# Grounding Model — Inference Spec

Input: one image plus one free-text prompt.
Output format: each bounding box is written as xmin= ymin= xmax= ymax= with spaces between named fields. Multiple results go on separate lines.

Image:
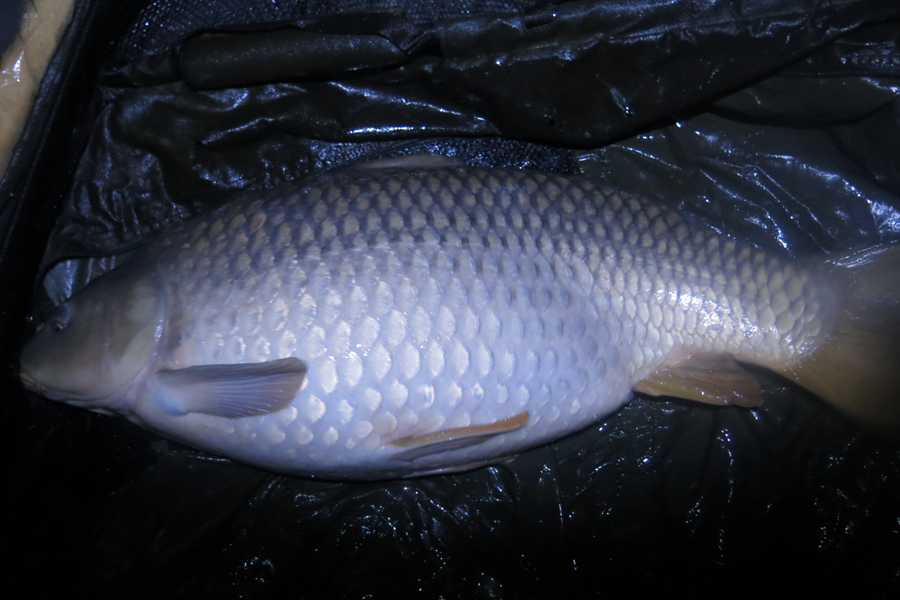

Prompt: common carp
xmin=19 ymin=158 xmax=900 ymax=478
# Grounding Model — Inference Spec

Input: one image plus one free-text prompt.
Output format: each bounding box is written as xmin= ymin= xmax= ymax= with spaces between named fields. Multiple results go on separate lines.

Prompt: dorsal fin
xmin=345 ymin=153 xmax=465 ymax=172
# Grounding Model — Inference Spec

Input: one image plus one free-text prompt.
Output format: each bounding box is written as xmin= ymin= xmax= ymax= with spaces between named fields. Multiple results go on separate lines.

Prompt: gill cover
xmin=20 ymin=257 xmax=165 ymax=411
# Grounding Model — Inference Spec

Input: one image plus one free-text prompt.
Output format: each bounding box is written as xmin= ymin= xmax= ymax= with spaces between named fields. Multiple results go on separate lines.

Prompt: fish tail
xmin=782 ymin=244 xmax=900 ymax=439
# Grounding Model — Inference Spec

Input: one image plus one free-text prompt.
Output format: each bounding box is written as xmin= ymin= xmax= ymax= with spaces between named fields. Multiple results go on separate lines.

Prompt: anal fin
xmin=389 ymin=411 xmax=530 ymax=462
xmin=634 ymin=352 xmax=763 ymax=407
xmin=151 ymin=357 xmax=307 ymax=418
xmin=404 ymin=454 xmax=520 ymax=477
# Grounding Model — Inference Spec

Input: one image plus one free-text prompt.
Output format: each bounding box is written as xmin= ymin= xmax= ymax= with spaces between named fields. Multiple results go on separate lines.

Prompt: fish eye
xmin=45 ymin=303 xmax=71 ymax=335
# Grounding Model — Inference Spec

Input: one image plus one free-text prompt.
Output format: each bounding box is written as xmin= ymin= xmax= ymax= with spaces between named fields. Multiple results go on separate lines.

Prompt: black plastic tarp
xmin=3 ymin=0 xmax=900 ymax=597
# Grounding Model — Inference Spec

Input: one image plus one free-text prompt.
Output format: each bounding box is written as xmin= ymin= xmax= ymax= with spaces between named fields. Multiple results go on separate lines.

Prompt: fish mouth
xmin=19 ymin=370 xmax=45 ymax=394
xmin=19 ymin=369 xmax=89 ymax=404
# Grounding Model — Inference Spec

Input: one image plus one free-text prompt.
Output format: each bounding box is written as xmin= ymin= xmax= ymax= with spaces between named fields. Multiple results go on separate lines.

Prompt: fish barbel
xmin=19 ymin=158 xmax=900 ymax=478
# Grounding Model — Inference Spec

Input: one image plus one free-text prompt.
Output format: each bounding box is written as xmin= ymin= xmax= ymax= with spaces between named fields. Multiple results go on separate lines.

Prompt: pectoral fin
xmin=151 ymin=357 xmax=306 ymax=418
xmin=634 ymin=353 xmax=763 ymax=407
xmin=390 ymin=411 xmax=530 ymax=462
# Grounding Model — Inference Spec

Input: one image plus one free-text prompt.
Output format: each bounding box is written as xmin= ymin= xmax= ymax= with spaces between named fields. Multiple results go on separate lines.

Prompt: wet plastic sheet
xmin=4 ymin=0 xmax=900 ymax=597
xmin=0 ymin=0 xmax=75 ymax=178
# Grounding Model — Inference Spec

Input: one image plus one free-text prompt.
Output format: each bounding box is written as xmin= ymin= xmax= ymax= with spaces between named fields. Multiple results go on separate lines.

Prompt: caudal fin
xmin=782 ymin=244 xmax=900 ymax=439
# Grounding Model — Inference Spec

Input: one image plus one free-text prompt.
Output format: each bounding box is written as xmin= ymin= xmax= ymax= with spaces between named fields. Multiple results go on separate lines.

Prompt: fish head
xmin=20 ymin=259 xmax=165 ymax=414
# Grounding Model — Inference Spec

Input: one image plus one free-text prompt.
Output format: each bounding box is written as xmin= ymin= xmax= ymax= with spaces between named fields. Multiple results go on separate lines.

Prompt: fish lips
xmin=19 ymin=369 xmax=44 ymax=394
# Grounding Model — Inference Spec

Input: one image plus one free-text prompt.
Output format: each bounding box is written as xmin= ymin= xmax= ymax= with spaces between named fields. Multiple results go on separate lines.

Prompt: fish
xmin=19 ymin=156 xmax=900 ymax=479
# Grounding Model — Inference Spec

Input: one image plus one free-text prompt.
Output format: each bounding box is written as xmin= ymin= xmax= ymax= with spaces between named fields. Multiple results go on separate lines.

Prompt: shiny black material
xmin=3 ymin=0 xmax=900 ymax=597
xmin=0 ymin=0 xmax=25 ymax=55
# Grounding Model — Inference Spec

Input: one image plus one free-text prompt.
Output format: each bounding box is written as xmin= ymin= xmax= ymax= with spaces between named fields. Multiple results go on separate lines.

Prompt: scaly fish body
xmin=21 ymin=163 xmax=888 ymax=479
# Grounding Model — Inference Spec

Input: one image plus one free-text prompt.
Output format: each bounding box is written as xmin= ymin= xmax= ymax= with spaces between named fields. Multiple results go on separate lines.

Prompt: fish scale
xmin=133 ymin=166 xmax=830 ymax=477
xmin=20 ymin=163 xmax=852 ymax=479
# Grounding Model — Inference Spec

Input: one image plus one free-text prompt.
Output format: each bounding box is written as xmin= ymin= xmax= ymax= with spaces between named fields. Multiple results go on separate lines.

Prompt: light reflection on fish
xmin=19 ymin=158 xmax=900 ymax=478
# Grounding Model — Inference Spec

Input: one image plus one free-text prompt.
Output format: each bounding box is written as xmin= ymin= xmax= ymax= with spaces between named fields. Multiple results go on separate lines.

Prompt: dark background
xmin=2 ymin=1 xmax=899 ymax=597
